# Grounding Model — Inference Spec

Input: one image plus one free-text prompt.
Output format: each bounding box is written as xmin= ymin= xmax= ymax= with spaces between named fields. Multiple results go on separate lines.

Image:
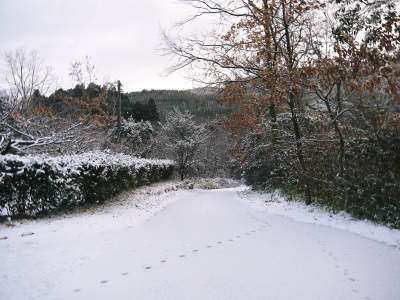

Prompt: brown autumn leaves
xmin=164 ymin=0 xmax=400 ymax=208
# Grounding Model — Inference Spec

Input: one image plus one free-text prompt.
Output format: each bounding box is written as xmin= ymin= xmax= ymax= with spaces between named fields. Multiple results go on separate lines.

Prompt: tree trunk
xmin=281 ymin=0 xmax=311 ymax=205
xmin=323 ymin=81 xmax=347 ymax=208
xmin=287 ymin=89 xmax=311 ymax=204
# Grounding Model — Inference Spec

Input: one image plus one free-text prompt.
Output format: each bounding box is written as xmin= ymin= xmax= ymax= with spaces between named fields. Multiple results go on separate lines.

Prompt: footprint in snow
xmin=121 ymin=272 xmax=129 ymax=276
xmin=206 ymin=245 xmax=212 ymax=248
xmin=144 ymin=266 xmax=152 ymax=270
xmin=73 ymin=289 xmax=81 ymax=293
xmin=229 ymin=239 xmax=234 ymax=242
xmin=192 ymin=249 xmax=199 ymax=253
xmin=179 ymin=254 xmax=186 ymax=258
xmin=100 ymin=280 xmax=108 ymax=284
xmin=217 ymin=241 xmax=222 ymax=244
xmin=160 ymin=260 xmax=167 ymax=263
xmin=21 ymin=232 xmax=34 ymax=237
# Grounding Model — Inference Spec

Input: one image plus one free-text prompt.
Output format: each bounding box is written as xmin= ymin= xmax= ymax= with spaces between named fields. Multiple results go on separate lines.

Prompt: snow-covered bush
xmin=108 ymin=118 xmax=154 ymax=157
xmin=161 ymin=108 xmax=207 ymax=180
xmin=0 ymin=151 xmax=174 ymax=217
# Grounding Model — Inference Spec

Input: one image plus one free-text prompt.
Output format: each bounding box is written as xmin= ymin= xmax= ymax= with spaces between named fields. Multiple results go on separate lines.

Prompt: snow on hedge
xmin=0 ymin=151 xmax=174 ymax=217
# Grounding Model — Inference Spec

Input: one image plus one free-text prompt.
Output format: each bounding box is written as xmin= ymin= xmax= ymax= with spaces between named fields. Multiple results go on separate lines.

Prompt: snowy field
xmin=1 ymin=183 xmax=399 ymax=300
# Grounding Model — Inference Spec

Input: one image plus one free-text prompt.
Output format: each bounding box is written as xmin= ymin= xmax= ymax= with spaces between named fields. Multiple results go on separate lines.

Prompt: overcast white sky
xmin=0 ymin=0 xmax=206 ymax=92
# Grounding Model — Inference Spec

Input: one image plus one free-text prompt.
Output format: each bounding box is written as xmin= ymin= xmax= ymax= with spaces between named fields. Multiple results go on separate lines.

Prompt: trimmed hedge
xmin=0 ymin=151 xmax=174 ymax=217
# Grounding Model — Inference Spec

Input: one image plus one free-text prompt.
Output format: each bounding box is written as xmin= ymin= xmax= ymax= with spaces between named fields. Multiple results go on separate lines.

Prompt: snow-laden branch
xmin=0 ymin=118 xmax=86 ymax=155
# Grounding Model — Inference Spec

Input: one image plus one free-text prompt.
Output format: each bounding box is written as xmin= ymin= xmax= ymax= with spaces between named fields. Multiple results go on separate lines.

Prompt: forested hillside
xmin=126 ymin=89 xmax=232 ymax=120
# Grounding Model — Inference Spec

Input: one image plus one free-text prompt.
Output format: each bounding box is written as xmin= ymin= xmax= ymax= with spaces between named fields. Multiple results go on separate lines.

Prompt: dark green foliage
xmin=240 ymin=133 xmax=289 ymax=190
xmin=0 ymin=159 xmax=81 ymax=217
xmin=300 ymin=131 xmax=400 ymax=228
xmin=122 ymin=98 xmax=159 ymax=122
xmin=338 ymin=132 xmax=400 ymax=227
xmin=146 ymin=98 xmax=160 ymax=121
xmin=0 ymin=153 xmax=174 ymax=218
xmin=240 ymin=127 xmax=400 ymax=229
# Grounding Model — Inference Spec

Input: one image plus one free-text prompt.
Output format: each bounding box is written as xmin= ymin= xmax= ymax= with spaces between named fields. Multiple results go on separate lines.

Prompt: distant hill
xmin=125 ymin=89 xmax=232 ymax=120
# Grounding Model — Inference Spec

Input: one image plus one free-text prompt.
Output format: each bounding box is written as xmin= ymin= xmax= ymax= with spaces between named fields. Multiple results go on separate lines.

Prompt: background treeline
xmin=31 ymin=83 xmax=160 ymax=123
xmin=29 ymin=85 xmax=231 ymax=123
xmin=126 ymin=89 xmax=232 ymax=120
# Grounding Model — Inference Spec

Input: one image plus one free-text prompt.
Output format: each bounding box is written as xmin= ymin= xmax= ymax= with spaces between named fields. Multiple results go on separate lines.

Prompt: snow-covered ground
xmin=0 ymin=181 xmax=186 ymax=241
xmin=239 ymin=189 xmax=400 ymax=248
xmin=1 ymin=184 xmax=399 ymax=300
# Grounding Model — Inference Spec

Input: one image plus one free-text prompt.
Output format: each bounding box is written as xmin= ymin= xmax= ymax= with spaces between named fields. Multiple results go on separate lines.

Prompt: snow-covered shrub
xmin=108 ymin=118 xmax=154 ymax=157
xmin=0 ymin=152 xmax=174 ymax=217
xmin=161 ymin=108 xmax=207 ymax=180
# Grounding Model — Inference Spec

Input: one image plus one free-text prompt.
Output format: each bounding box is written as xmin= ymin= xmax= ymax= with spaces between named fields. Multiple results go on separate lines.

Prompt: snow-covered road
xmin=1 ymin=187 xmax=400 ymax=300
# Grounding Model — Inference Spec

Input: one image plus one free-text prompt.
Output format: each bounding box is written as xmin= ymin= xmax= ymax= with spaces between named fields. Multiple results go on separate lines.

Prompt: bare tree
xmin=69 ymin=61 xmax=83 ymax=85
xmin=69 ymin=55 xmax=97 ymax=86
xmin=4 ymin=48 xmax=55 ymax=113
